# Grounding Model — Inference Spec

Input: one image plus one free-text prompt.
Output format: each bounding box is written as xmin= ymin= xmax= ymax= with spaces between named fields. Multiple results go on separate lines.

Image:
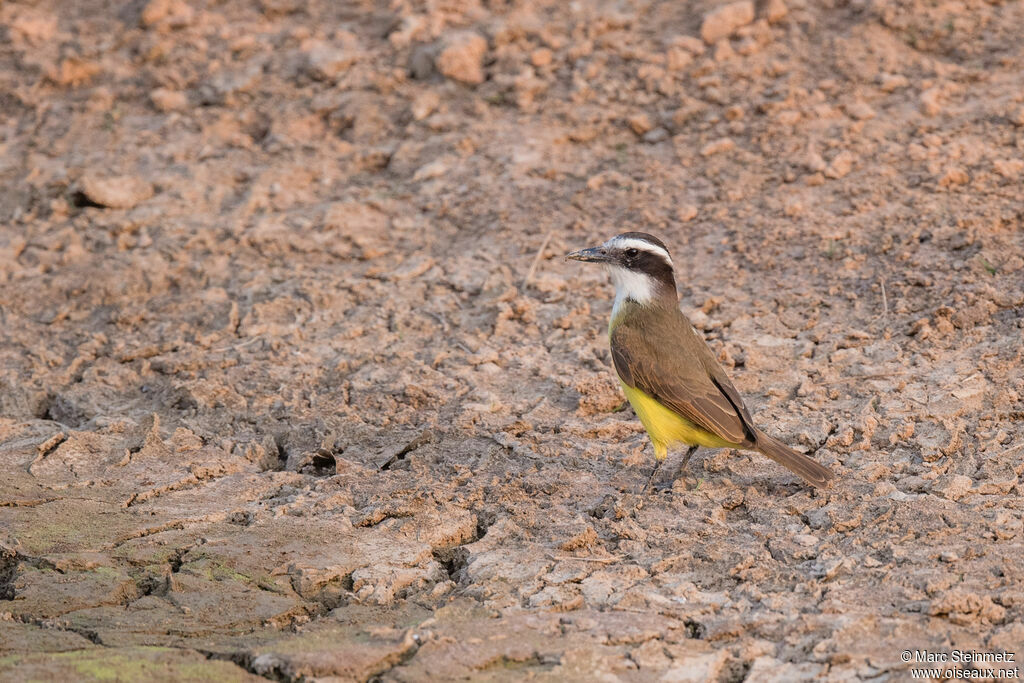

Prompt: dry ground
xmin=2 ymin=0 xmax=1023 ymax=680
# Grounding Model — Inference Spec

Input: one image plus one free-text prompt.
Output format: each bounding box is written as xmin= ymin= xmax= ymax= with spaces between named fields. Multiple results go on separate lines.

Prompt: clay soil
xmin=2 ymin=0 xmax=1024 ymax=681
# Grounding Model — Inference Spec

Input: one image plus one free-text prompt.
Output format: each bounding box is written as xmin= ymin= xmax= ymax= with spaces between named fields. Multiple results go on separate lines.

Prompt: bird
xmin=566 ymin=232 xmax=835 ymax=490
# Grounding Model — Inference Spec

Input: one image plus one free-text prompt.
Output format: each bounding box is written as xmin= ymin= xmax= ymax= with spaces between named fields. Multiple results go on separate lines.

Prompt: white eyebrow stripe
xmin=605 ymin=237 xmax=673 ymax=265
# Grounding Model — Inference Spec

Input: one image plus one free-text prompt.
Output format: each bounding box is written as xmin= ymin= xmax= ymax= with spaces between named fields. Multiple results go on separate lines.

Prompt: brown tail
xmin=753 ymin=430 xmax=835 ymax=489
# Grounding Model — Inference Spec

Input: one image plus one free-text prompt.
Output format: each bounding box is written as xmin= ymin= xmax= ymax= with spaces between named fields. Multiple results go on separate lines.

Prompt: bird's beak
xmin=565 ymin=246 xmax=612 ymax=263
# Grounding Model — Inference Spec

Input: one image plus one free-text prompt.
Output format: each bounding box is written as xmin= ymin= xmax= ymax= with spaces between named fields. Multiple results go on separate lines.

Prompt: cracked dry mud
xmin=2 ymin=0 xmax=1024 ymax=681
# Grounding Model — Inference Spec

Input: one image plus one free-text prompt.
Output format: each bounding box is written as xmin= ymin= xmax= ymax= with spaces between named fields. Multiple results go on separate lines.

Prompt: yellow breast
xmin=619 ymin=382 xmax=737 ymax=460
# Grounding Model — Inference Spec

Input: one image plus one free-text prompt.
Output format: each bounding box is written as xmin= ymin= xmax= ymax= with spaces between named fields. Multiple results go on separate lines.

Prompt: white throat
xmin=608 ymin=265 xmax=656 ymax=318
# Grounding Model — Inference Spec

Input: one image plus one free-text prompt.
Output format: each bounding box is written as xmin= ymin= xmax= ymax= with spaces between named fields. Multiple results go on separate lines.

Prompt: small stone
xmin=931 ymin=474 xmax=972 ymax=501
xmin=436 ymin=32 xmax=488 ymax=85
xmin=776 ymin=109 xmax=801 ymax=125
xmin=765 ymin=0 xmax=788 ymax=23
xmin=512 ymin=68 xmax=547 ymax=110
xmin=793 ymin=534 xmax=818 ymax=547
xmin=825 ymin=150 xmax=856 ymax=179
xmin=661 ymin=651 xmax=729 ymax=682
xmin=677 ymin=204 xmax=698 ymax=222
xmin=140 ymin=0 xmax=194 ymax=29
xmin=389 ymin=15 xmax=425 ymax=48
xmin=150 ymin=87 xmax=188 ymax=112
xmin=939 ymin=167 xmax=969 ymax=187
xmin=920 ymin=87 xmax=944 ymax=116
xmin=8 ymin=9 xmax=58 ymax=44
xmin=804 ymin=151 xmax=826 ymax=172
xmin=878 ymin=73 xmax=909 ymax=92
xmin=627 ymin=112 xmax=654 ymax=135
xmin=49 ymin=58 xmax=101 ymax=86
xmin=666 ymin=48 xmax=693 ymax=71
xmin=993 ymin=159 xmax=1024 ymax=178
xmin=79 ymin=174 xmax=155 ymax=209
xmin=700 ymin=1 xmax=755 ymax=44
xmin=411 ymin=90 xmax=441 ymax=121
xmin=1009 ymin=106 xmax=1024 ymax=126
xmin=408 ymin=44 xmax=437 ymax=80
xmin=735 ymin=37 xmax=759 ymax=56
xmin=700 ymin=137 xmax=735 ymax=156
xmin=530 ymin=48 xmax=553 ymax=67
xmin=413 ymin=158 xmax=451 ymax=182
xmin=258 ymin=0 xmax=302 ymax=16
xmin=689 ymin=309 xmax=711 ymax=330
xmin=805 ymin=508 xmax=831 ymax=530
xmin=713 ymin=40 xmax=736 ymax=61
xmin=844 ymin=101 xmax=876 ymax=120
xmin=673 ymin=36 xmax=706 ymax=55
xmin=198 ymin=62 xmax=262 ymax=105
xmin=303 ymin=41 xmax=356 ymax=81
xmin=642 ymin=127 xmax=669 ymax=144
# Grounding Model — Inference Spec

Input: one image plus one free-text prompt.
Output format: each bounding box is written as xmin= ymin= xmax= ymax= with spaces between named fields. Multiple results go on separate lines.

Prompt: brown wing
xmin=611 ymin=319 xmax=754 ymax=446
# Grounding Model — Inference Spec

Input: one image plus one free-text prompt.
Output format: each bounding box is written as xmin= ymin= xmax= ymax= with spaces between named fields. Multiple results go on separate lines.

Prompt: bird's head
xmin=566 ymin=232 xmax=677 ymax=307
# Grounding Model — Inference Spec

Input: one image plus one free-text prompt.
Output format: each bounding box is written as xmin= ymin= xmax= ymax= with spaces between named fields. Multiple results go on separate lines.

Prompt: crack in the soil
xmin=379 ymin=429 xmax=436 ymax=471
xmin=683 ymin=618 xmax=706 ymax=640
xmin=105 ymin=519 xmax=188 ymax=549
xmin=122 ymin=470 xmax=241 ymax=508
xmin=721 ymin=655 xmax=752 ymax=683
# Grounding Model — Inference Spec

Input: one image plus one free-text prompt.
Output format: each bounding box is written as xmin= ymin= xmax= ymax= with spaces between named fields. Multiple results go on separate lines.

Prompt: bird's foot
xmin=659 ymin=446 xmax=701 ymax=492
xmin=641 ymin=459 xmax=665 ymax=494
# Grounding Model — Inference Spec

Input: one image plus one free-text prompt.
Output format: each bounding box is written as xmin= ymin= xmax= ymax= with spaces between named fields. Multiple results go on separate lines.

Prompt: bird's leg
xmin=667 ymin=445 xmax=700 ymax=487
xmin=679 ymin=445 xmax=699 ymax=472
xmin=643 ymin=459 xmax=664 ymax=494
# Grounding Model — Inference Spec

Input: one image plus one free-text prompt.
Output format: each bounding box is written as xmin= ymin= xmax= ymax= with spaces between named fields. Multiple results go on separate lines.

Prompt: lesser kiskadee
xmin=567 ymin=232 xmax=835 ymax=489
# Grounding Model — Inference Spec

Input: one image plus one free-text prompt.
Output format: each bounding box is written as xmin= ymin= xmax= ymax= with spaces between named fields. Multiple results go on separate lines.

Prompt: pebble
xmin=765 ymin=0 xmax=788 ymax=23
xmin=436 ymin=32 xmax=488 ymax=85
xmin=700 ymin=137 xmax=735 ymax=156
xmin=642 ymin=127 xmax=669 ymax=144
xmin=713 ymin=40 xmax=736 ymax=61
xmin=411 ymin=90 xmax=441 ymax=121
xmin=413 ymin=158 xmax=452 ymax=182
xmin=530 ymin=48 xmax=553 ymax=68
xmin=8 ymin=9 xmax=57 ymax=44
xmin=793 ymin=534 xmax=819 ymax=548
xmin=920 ymin=87 xmax=944 ymax=116
xmin=666 ymin=48 xmax=693 ymax=71
xmin=49 ymin=58 xmax=101 ymax=87
xmin=303 ymin=41 xmax=357 ymax=81
xmin=931 ymin=474 xmax=972 ymax=501
xmin=844 ymin=101 xmax=876 ymax=120
xmin=628 ymin=112 xmax=654 ymax=135
xmin=825 ymin=150 xmax=856 ymax=179
xmin=198 ymin=61 xmax=262 ymax=105
xmin=661 ymin=651 xmax=729 ymax=682
xmin=673 ymin=35 xmax=706 ymax=55
xmin=677 ymin=204 xmax=698 ymax=222
xmin=140 ymin=0 xmax=194 ymax=30
xmin=79 ymin=174 xmax=155 ymax=209
xmin=700 ymin=1 xmax=755 ymax=44
xmin=804 ymin=150 xmax=827 ymax=173
xmin=150 ymin=87 xmax=188 ymax=112
xmin=993 ymin=159 xmax=1023 ymax=178
xmin=1009 ymin=105 xmax=1024 ymax=126
xmin=408 ymin=44 xmax=437 ymax=80
xmin=878 ymin=73 xmax=909 ymax=92
xmin=938 ymin=166 xmax=969 ymax=187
